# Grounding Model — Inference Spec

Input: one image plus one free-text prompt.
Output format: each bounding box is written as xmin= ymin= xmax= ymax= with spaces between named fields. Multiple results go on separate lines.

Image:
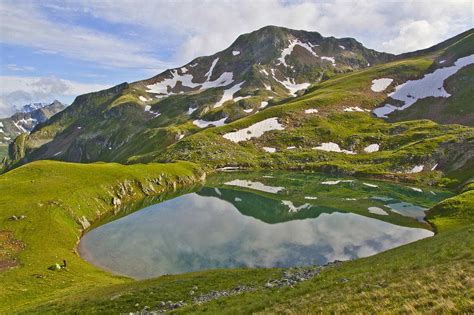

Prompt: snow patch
xmin=144 ymin=105 xmax=161 ymax=117
xmin=214 ymin=81 xmax=245 ymax=108
xmin=321 ymin=56 xmax=336 ymax=66
xmin=304 ymin=108 xmax=318 ymax=114
xmin=187 ymin=106 xmax=197 ymax=115
xmin=339 ymin=45 xmax=346 ymax=50
xmin=410 ymin=187 xmax=423 ymax=192
xmin=407 ymin=165 xmax=424 ymax=174
xmin=243 ymin=108 xmax=253 ymax=113
xmin=146 ymin=68 xmax=234 ymax=98
xmin=263 ymin=147 xmax=276 ymax=153
xmin=287 ymin=146 xmax=296 ymax=150
xmin=312 ymin=142 xmax=355 ymax=154
xmin=273 ymin=76 xmax=310 ymax=96
xmin=371 ymin=78 xmax=393 ymax=92
xmin=193 ymin=117 xmax=228 ymax=128
xmin=304 ymin=196 xmax=318 ymax=200
xmin=205 ymin=58 xmax=219 ymax=81
xmin=431 ymin=163 xmax=438 ymax=171
xmin=363 ymin=183 xmax=378 ymax=188
xmin=364 ymin=144 xmax=380 ymax=153
xmin=344 ymin=106 xmax=368 ymax=112
xmin=233 ymin=96 xmax=251 ymax=103
xmin=232 ymin=50 xmax=240 ymax=56
xmin=222 ymin=117 xmax=284 ymax=143
xmin=278 ymin=39 xmax=319 ymax=67
xmin=224 ymin=179 xmax=284 ymax=194
xmin=321 ymin=180 xmax=353 ymax=185
xmin=373 ymin=54 xmax=474 ymax=118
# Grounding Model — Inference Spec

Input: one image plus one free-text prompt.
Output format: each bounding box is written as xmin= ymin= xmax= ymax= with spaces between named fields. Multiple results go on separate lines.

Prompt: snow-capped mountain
xmin=2 ymin=26 xmax=473 ymax=170
xmin=0 ymin=100 xmax=65 ymax=144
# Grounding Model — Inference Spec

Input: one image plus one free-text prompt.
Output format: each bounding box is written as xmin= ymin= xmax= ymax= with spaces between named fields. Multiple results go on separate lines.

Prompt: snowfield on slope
xmin=371 ymin=78 xmax=393 ymax=92
xmin=364 ymin=144 xmax=380 ymax=153
xmin=373 ymin=54 xmax=474 ymax=118
xmin=193 ymin=117 xmax=228 ymax=128
xmin=344 ymin=106 xmax=368 ymax=112
xmin=223 ymin=118 xmax=284 ymax=143
xmin=214 ymin=82 xmax=246 ymax=108
xmin=321 ymin=56 xmax=336 ymax=66
xmin=313 ymin=142 xmax=355 ymax=154
xmin=278 ymin=39 xmax=318 ymax=67
xmin=146 ymin=62 xmax=234 ymax=97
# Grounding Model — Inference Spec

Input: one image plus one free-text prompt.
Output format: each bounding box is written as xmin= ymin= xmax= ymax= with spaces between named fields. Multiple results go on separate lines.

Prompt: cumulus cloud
xmin=382 ymin=20 xmax=450 ymax=54
xmin=0 ymin=76 xmax=111 ymax=117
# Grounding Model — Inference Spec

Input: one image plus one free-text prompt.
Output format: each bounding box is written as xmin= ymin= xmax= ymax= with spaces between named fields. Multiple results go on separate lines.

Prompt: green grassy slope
xmin=0 ymin=160 xmax=204 ymax=312
xmin=142 ymin=56 xmax=474 ymax=190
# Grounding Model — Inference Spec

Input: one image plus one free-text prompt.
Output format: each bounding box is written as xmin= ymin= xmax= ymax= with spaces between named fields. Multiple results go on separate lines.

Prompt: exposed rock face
xmin=78 ymin=216 xmax=90 ymax=230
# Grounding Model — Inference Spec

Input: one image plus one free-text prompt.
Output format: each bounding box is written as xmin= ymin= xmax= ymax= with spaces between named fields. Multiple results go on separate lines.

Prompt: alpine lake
xmin=79 ymin=171 xmax=452 ymax=279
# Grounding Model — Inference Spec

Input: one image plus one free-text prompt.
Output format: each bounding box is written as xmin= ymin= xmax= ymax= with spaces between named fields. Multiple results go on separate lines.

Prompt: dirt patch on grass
xmin=0 ymin=230 xmax=25 ymax=271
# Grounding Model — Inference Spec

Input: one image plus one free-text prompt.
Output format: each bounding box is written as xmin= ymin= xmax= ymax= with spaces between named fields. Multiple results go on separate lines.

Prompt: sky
xmin=0 ymin=0 xmax=472 ymax=117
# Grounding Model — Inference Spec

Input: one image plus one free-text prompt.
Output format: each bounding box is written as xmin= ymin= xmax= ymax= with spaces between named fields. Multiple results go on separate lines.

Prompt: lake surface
xmin=79 ymin=172 xmax=452 ymax=279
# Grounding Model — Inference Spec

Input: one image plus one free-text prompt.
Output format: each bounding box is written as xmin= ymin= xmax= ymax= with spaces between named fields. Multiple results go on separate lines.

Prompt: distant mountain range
xmin=2 ymin=26 xmax=473 ymax=178
xmin=0 ymin=100 xmax=65 ymax=145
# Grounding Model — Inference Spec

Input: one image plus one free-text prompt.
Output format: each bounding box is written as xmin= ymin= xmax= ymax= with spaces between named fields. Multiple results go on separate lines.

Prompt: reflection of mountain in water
xmin=197 ymin=187 xmax=338 ymax=224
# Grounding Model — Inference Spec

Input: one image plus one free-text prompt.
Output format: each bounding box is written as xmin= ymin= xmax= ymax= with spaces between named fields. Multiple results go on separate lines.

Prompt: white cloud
xmin=0 ymin=1 xmax=168 ymax=69
xmin=0 ymin=76 xmax=111 ymax=117
xmin=74 ymin=0 xmax=473 ymax=63
xmin=383 ymin=19 xmax=459 ymax=54
xmin=5 ymin=64 xmax=35 ymax=72
xmin=0 ymin=0 xmax=472 ymax=116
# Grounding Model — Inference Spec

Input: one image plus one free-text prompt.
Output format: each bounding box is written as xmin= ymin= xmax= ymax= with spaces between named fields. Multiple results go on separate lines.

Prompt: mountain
xmin=0 ymin=100 xmax=65 ymax=145
xmin=3 ymin=27 xmax=474 ymax=181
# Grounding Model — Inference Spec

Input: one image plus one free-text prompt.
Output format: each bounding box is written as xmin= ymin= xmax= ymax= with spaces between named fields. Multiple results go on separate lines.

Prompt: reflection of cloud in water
xmin=80 ymin=194 xmax=433 ymax=280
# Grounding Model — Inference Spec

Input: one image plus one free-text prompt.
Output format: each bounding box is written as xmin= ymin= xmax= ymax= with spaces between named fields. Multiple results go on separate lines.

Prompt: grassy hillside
xmin=0 ymin=160 xmax=204 ymax=312
xmin=143 ymin=56 xmax=474 ymax=190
